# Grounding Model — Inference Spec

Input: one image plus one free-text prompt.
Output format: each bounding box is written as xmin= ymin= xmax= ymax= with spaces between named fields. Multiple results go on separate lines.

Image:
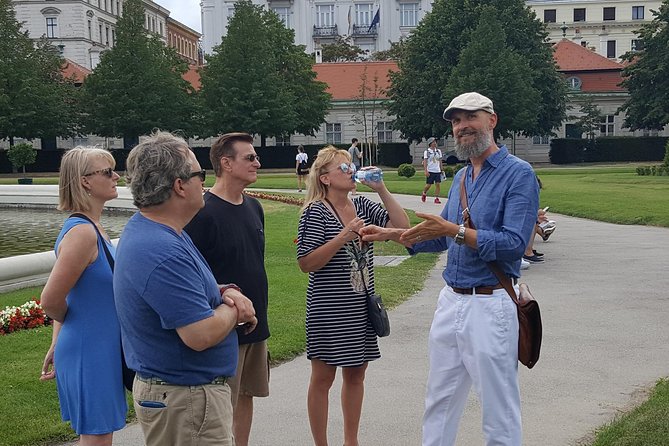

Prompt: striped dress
xmin=297 ymin=196 xmax=390 ymax=367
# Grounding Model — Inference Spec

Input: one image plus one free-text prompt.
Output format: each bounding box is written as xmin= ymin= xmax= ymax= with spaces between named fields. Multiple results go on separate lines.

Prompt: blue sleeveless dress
xmin=53 ymin=217 xmax=127 ymax=434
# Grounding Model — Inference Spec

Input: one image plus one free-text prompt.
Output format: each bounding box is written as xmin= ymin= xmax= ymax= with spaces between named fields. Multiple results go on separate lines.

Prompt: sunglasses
xmin=241 ymin=154 xmax=260 ymax=162
xmin=186 ymin=169 xmax=206 ymax=182
xmin=84 ymin=167 xmax=114 ymax=178
xmin=327 ymin=163 xmax=357 ymax=175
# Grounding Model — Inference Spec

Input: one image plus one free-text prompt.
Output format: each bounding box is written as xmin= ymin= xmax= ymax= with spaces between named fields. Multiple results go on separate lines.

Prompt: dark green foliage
xmin=664 ymin=140 xmax=669 ymax=166
xmin=321 ymin=36 xmax=366 ymax=62
xmin=81 ymin=0 xmax=196 ymax=140
xmin=573 ymin=96 xmax=604 ymax=140
xmin=550 ymin=137 xmax=668 ymax=164
xmin=620 ymin=2 xmax=669 ymax=131
xmin=387 ymin=0 xmax=567 ymax=142
xmin=0 ymin=0 xmax=79 ymax=144
xmin=7 ymin=142 xmax=36 ymax=174
xmin=397 ymin=163 xmax=416 ymax=178
xmin=377 ymin=142 xmax=413 ymax=167
xmin=442 ymin=8 xmax=541 ymax=139
xmin=200 ymin=1 xmax=330 ymax=142
xmin=371 ymin=39 xmax=406 ymax=61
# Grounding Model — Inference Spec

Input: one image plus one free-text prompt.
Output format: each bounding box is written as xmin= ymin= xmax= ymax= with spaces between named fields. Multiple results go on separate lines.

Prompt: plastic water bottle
xmin=355 ymin=167 xmax=383 ymax=183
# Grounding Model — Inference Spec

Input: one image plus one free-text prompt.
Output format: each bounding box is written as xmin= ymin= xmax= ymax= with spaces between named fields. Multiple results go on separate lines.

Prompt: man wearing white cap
xmin=421 ymin=136 xmax=443 ymax=204
xmin=360 ymin=92 xmax=539 ymax=446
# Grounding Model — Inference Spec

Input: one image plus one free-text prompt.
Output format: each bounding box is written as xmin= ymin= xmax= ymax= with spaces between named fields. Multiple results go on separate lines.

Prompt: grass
xmin=590 ymin=378 xmax=669 ymax=446
xmin=0 ymin=201 xmax=437 ymax=446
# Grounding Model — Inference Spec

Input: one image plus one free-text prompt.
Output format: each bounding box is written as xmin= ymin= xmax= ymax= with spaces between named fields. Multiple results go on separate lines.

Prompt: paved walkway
xmin=44 ymin=188 xmax=669 ymax=445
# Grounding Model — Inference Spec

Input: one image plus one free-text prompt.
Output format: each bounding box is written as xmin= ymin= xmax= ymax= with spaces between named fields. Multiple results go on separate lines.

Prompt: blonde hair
xmin=58 ymin=146 xmax=115 ymax=212
xmin=301 ymin=145 xmax=351 ymax=212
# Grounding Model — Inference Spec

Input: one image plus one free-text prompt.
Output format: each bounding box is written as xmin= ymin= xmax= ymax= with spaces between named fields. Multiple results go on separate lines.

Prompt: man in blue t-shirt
xmin=114 ymin=131 xmax=257 ymax=446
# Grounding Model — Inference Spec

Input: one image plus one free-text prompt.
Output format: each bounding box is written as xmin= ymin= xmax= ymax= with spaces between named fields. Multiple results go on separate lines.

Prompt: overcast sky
xmin=158 ymin=0 xmax=202 ymax=33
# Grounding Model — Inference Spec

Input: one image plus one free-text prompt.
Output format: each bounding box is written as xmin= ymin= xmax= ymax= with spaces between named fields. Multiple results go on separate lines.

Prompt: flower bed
xmin=0 ymin=300 xmax=50 ymax=335
xmin=245 ymin=191 xmax=304 ymax=207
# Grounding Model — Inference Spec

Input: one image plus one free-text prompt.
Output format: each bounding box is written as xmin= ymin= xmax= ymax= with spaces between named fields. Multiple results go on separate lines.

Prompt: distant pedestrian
xmin=421 ymin=137 xmax=443 ymax=204
xmin=40 ymin=147 xmax=126 ymax=446
xmin=348 ymin=138 xmax=362 ymax=169
xmin=296 ymin=145 xmax=309 ymax=192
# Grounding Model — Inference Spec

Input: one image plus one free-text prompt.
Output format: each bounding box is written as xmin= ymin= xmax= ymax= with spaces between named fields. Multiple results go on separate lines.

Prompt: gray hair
xmin=125 ymin=131 xmax=193 ymax=208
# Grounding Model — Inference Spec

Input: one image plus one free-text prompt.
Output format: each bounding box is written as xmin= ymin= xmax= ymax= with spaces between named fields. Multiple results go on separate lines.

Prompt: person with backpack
xmin=421 ymin=137 xmax=444 ymax=204
xmin=296 ymin=145 xmax=309 ymax=192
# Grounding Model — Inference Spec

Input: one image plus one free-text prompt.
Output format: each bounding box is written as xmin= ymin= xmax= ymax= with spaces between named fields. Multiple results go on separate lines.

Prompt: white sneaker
xmin=521 ymin=259 xmax=530 ymax=270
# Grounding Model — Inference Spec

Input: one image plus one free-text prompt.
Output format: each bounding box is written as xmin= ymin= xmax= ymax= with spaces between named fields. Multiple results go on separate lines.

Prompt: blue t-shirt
xmin=411 ymin=146 xmax=540 ymax=287
xmin=114 ymin=212 xmax=238 ymax=385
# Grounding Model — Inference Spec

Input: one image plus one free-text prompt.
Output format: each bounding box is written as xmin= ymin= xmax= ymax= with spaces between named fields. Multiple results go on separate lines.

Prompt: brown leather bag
xmin=458 ymin=174 xmax=543 ymax=369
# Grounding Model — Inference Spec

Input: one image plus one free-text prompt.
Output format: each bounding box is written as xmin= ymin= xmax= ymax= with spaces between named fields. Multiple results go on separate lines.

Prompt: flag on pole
xmin=368 ymin=8 xmax=380 ymax=32
xmin=348 ymin=5 xmax=352 ymax=35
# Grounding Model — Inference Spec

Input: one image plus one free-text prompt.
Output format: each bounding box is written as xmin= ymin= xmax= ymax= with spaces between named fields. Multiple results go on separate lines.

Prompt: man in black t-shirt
xmin=184 ymin=133 xmax=268 ymax=446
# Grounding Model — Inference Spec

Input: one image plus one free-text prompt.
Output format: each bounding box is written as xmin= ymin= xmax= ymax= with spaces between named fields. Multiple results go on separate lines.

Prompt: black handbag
xmin=70 ymin=213 xmax=135 ymax=390
xmin=322 ymin=199 xmax=391 ymax=338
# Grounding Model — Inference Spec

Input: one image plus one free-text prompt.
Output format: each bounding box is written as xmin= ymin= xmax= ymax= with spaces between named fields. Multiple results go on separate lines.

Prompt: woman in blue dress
xmin=40 ymin=147 xmax=127 ymax=445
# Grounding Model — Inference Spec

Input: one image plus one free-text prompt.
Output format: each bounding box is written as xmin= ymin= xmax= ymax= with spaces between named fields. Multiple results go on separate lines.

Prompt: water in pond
xmin=0 ymin=206 xmax=132 ymax=258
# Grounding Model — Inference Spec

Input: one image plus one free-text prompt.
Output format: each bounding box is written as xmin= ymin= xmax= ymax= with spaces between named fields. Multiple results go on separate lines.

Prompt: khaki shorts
xmin=133 ymin=377 xmax=234 ymax=446
xmin=228 ymin=340 xmax=270 ymax=408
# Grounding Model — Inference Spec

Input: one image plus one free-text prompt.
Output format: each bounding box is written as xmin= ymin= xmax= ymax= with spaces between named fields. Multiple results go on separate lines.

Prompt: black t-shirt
xmin=184 ymin=192 xmax=269 ymax=344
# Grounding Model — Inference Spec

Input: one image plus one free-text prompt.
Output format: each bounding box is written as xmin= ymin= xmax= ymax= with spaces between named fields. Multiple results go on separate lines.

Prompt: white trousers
xmin=422 ymin=286 xmax=521 ymax=446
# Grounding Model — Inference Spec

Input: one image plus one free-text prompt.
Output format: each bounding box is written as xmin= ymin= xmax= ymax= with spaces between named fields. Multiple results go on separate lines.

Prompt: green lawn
xmin=0 ymin=201 xmax=436 ymax=446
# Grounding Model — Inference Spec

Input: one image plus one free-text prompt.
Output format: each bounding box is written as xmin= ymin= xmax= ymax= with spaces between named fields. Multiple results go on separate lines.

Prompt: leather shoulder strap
xmin=457 ymin=174 xmax=519 ymax=306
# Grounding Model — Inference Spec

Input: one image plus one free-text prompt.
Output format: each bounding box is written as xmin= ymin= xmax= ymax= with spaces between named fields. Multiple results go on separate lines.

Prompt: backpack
xmin=299 ymin=155 xmax=308 ymax=169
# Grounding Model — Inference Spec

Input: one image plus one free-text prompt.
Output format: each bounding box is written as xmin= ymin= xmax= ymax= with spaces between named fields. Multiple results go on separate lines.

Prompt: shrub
xmin=636 ymin=166 xmax=646 ymax=176
xmin=664 ymin=140 xmax=669 ymax=167
xmin=7 ymin=143 xmax=37 ymax=175
xmin=443 ymin=166 xmax=454 ymax=178
xmin=397 ymin=163 xmax=416 ymax=178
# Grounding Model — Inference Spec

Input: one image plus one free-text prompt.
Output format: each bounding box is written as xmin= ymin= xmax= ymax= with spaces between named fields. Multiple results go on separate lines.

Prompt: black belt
xmin=137 ymin=375 xmax=228 ymax=386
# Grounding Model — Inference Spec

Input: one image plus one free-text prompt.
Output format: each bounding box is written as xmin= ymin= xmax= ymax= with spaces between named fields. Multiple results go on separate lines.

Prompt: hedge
xmin=549 ymin=137 xmax=668 ymax=164
xmin=0 ymin=142 xmax=413 ymax=172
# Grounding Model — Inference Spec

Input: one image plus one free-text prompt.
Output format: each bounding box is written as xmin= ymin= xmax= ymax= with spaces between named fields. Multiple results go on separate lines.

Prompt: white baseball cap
xmin=426 ymin=137 xmax=436 ymax=145
xmin=443 ymin=92 xmax=495 ymax=120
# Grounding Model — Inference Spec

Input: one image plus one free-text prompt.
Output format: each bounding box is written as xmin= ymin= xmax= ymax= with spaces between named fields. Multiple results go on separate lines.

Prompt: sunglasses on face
xmin=84 ymin=167 xmax=114 ymax=178
xmin=327 ymin=163 xmax=357 ymax=174
xmin=241 ymin=154 xmax=260 ymax=162
xmin=186 ymin=169 xmax=206 ymax=182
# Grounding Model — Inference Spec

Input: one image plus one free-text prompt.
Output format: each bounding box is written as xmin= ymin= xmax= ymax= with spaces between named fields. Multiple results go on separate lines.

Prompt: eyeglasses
xmin=84 ymin=167 xmax=114 ymax=178
xmin=241 ymin=154 xmax=260 ymax=162
xmin=186 ymin=169 xmax=206 ymax=182
xmin=326 ymin=163 xmax=357 ymax=175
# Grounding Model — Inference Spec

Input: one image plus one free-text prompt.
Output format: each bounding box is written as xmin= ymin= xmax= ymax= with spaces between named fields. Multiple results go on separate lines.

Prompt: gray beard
xmin=454 ymin=131 xmax=491 ymax=160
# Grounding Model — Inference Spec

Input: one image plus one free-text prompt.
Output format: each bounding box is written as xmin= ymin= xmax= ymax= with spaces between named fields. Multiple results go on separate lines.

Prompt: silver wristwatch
xmin=454 ymin=224 xmax=466 ymax=245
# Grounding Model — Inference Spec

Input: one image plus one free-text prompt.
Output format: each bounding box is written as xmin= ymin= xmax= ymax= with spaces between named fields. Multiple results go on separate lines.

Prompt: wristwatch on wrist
xmin=453 ymin=224 xmax=466 ymax=245
xmin=220 ymin=283 xmax=242 ymax=295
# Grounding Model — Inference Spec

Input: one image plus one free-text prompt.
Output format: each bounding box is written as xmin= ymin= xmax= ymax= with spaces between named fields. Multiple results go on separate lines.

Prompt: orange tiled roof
xmin=61 ymin=59 xmax=91 ymax=83
xmin=553 ymin=39 xmax=623 ymax=71
xmin=312 ymin=61 xmax=399 ymax=101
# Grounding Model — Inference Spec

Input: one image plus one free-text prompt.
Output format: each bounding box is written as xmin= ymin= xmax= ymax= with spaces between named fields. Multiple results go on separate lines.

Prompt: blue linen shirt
xmin=411 ymin=146 xmax=540 ymax=287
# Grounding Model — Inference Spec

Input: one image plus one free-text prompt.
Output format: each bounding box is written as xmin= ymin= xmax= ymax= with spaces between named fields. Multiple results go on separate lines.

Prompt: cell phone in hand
xmin=542 ymin=206 xmax=550 ymax=212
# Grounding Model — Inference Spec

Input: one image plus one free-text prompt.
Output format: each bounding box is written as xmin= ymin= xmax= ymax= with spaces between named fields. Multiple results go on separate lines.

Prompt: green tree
xmin=200 ymin=0 xmax=330 ymax=144
xmin=82 ymin=0 xmax=197 ymax=145
xmin=620 ymin=1 xmax=669 ymax=131
xmin=442 ymin=8 xmax=541 ymax=139
xmin=371 ymin=39 xmax=406 ymax=61
xmin=321 ymin=36 xmax=366 ymax=62
xmin=0 ymin=0 xmax=79 ymax=146
xmin=387 ymin=0 xmax=567 ymax=142
xmin=573 ymin=96 xmax=603 ymax=140
xmin=7 ymin=142 xmax=36 ymax=175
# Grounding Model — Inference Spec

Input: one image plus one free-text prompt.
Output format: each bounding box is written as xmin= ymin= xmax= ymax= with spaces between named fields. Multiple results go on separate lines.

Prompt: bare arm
xmin=298 ymin=217 xmax=363 ymax=272
xmin=40 ymin=225 xmax=98 ymax=322
xmin=176 ymin=302 xmax=255 ymax=352
xmin=40 ymin=321 xmax=62 ymax=381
